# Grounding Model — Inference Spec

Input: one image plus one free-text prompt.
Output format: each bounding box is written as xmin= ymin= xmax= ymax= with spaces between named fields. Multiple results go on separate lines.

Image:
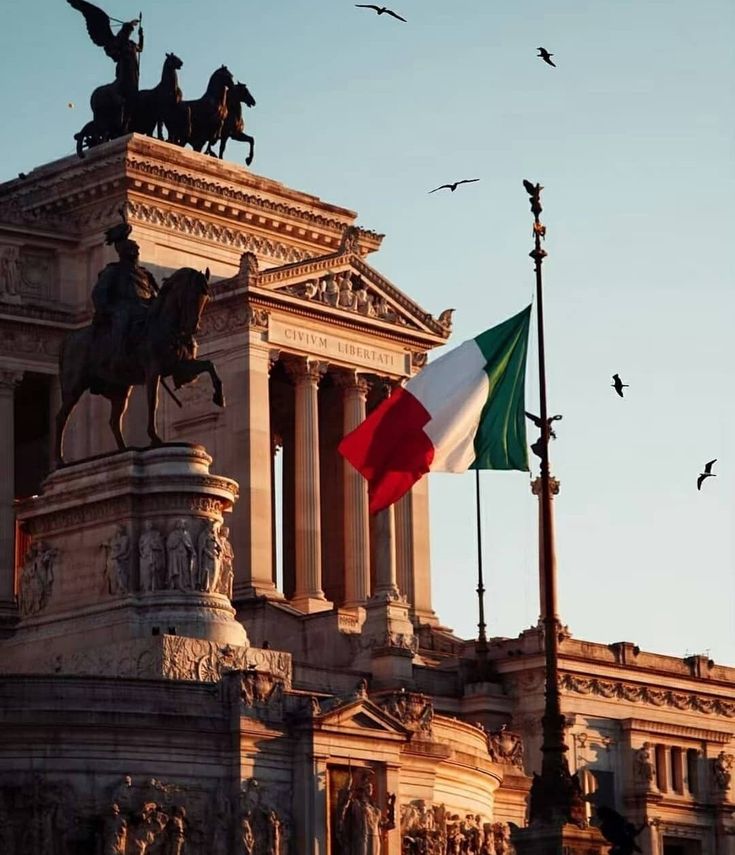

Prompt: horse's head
xmin=234 ymin=81 xmax=257 ymax=109
xmin=207 ymin=65 xmax=236 ymax=100
xmin=165 ymin=52 xmax=183 ymax=71
xmin=158 ymin=267 xmax=211 ymax=342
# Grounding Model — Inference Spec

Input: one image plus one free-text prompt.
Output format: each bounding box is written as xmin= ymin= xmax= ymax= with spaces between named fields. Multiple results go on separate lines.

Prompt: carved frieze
xmin=560 ymin=672 xmax=735 ymax=717
xmin=102 ymin=524 xmax=131 ymax=596
xmin=400 ymin=800 xmax=501 ymax=855
xmin=0 ymin=320 xmax=63 ymax=362
xmin=238 ymin=778 xmax=287 ymax=855
xmin=19 ymin=542 xmax=58 ymax=617
xmin=713 ymin=751 xmax=734 ymax=792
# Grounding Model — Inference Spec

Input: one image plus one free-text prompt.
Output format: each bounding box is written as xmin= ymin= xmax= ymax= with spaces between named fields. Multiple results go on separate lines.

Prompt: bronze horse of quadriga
xmin=54 ymin=267 xmax=224 ymax=466
xmin=181 ymin=65 xmax=235 ymax=154
xmin=209 ymin=80 xmax=256 ymax=165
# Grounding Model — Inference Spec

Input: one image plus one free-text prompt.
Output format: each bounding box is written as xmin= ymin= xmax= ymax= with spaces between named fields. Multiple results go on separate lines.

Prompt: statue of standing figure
xmin=103 ymin=524 xmax=130 ymax=595
xmin=338 ymin=774 xmax=395 ymax=855
xmin=139 ymin=522 xmax=166 ymax=592
xmin=216 ymin=525 xmax=235 ymax=599
xmin=197 ymin=520 xmax=222 ymax=592
xmin=167 ymin=520 xmax=196 ymax=591
xmin=102 ymin=803 xmax=128 ymax=855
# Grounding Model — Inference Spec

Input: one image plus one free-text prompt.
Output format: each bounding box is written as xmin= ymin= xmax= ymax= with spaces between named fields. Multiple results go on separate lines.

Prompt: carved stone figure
xmin=198 ymin=520 xmax=222 ymax=592
xmin=302 ymin=279 xmax=321 ymax=300
xmin=127 ymin=802 xmax=168 ymax=855
xmin=112 ymin=775 xmax=134 ymax=813
xmin=323 ymin=273 xmax=340 ymax=307
xmin=138 ymin=521 xmax=166 ymax=592
xmin=480 ymin=823 xmax=495 ymax=855
xmin=380 ymin=690 xmax=433 ymax=736
xmin=355 ymin=287 xmax=376 ymax=317
xmin=167 ymin=520 xmax=196 ymax=591
xmin=338 ymin=774 xmax=395 ymax=855
xmin=239 ymin=812 xmax=256 ymax=855
xmin=634 ymin=742 xmax=656 ymax=785
xmin=714 ymin=751 xmax=734 ymax=791
xmin=0 ymin=245 xmax=21 ymax=299
xmin=19 ymin=541 xmax=57 ymax=616
xmin=487 ymin=726 xmax=525 ymax=770
xmin=216 ymin=526 xmax=235 ymax=598
xmin=267 ymin=809 xmax=282 ymax=855
xmin=492 ymin=822 xmax=513 ymax=855
xmin=164 ymin=805 xmax=186 ymax=855
xmin=103 ymin=524 xmax=130 ymax=595
xmin=102 ymin=803 xmax=128 ymax=855
xmin=338 ymin=272 xmax=356 ymax=309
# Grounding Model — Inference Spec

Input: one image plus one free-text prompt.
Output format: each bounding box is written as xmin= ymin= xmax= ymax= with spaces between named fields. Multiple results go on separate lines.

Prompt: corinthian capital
xmin=0 ymin=369 xmax=23 ymax=392
xmin=284 ymin=358 xmax=327 ymax=386
xmin=333 ymin=370 xmax=370 ymax=397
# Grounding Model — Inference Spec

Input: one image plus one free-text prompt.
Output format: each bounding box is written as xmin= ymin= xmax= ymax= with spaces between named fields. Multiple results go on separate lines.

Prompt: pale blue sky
xmin=2 ymin=0 xmax=734 ymax=661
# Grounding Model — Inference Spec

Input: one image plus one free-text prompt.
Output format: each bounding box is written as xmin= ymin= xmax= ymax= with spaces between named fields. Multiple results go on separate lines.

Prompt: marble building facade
xmin=0 ymin=134 xmax=732 ymax=854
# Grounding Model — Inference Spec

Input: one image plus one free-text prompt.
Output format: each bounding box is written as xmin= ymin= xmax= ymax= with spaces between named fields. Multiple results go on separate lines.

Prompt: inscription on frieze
xmin=268 ymin=318 xmax=410 ymax=374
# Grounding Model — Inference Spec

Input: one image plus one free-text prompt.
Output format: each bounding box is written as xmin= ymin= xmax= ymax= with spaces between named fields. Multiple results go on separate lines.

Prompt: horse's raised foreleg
xmin=146 ymin=373 xmax=163 ymax=446
xmin=172 ymin=359 xmax=225 ymax=408
xmin=225 ymin=131 xmax=254 ymax=166
xmin=108 ymin=387 xmax=132 ymax=451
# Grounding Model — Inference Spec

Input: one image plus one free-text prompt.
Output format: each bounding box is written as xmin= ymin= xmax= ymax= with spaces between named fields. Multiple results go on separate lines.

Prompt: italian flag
xmin=339 ymin=305 xmax=532 ymax=513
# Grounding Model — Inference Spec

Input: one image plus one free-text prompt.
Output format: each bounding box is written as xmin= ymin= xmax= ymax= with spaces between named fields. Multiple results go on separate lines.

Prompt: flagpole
xmin=523 ymin=181 xmax=584 ymax=826
xmin=474 ymin=470 xmax=489 ymax=667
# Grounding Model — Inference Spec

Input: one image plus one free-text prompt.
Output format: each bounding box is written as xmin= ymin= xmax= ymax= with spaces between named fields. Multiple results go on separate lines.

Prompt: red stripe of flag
xmin=338 ymin=386 xmax=435 ymax=513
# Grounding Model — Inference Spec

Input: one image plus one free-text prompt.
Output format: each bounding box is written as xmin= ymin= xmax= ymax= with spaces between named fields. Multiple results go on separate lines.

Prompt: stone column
xmin=225 ymin=325 xmax=279 ymax=602
xmin=395 ymin=478 xmax=438 ymax=625
xmin=531 ymin=475 xmax=560 ymax=620
xmin=286 ymin=358 xmax=331 ymax=613
xmin=372 ymin=506 xmax=400 ymax=602
xmin=0 ymin=370 xmax=23 ymax=623
xmin=336 ymin=371 xmax=370 ymax=609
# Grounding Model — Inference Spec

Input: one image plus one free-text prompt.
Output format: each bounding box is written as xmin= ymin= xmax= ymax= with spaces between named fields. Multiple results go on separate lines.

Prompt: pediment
xmin=249 ymin=249 xmax=452 ymax=339
xmin=314 ymin=697 xmax=411 ymax=738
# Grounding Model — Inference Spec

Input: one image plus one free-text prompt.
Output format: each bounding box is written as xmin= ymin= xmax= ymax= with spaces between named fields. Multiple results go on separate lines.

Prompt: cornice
xmin=0 ymin=136 xmax=384 ymax=258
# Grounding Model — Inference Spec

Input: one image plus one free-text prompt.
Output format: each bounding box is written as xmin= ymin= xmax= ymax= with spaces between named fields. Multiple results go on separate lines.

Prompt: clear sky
xmin=2 ymin=0 xmax=735 ymax=662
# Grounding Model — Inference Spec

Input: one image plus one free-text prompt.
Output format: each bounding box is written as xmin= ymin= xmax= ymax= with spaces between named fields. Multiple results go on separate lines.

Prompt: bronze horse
xmin=210 ymin=80 xmax=256 ymax=165
xmin=182 ymin=65 xmax=235 ymax=153
xmin=132 ymin=52 xmax=186 ymax=142
xmin=54 ymin=267 xmax=224 ymax=466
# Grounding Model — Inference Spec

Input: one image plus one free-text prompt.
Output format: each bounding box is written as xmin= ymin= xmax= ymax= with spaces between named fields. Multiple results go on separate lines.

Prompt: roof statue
xmin=54 ymin=211 xmax=225 ymax=465
xmin=66 ymin=2 xmax=257 ymax=163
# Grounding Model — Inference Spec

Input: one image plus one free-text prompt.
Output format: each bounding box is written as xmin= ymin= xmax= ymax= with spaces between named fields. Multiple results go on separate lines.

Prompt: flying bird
xmin=67 ymin=102 xmax=75 ymax=109
xmin=355 ymin=5 xmax=407 ymax=21
xmin=611 ymin=374 xmax=628 ymax=398
xmin=429 ymin=179 xmax=480 ymax=194
xmin=537 ymin=47 xmax=556 ymax=67
xmin=697 ymin=459 xmax=717 ymax=491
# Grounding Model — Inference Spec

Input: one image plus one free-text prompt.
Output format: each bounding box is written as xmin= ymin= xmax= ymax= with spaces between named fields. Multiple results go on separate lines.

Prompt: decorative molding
xmin=127 ymin=200 xmax=309 ymax=264
xmin=124 ymin=156 xmax=383 ymax=241
xmin=560 ymin=672 xmax=735 ymax=718
xmin=487 ymin=727 xmax=525 ymax=770
xmin=378 ymin=691 xmax=434 ymax=737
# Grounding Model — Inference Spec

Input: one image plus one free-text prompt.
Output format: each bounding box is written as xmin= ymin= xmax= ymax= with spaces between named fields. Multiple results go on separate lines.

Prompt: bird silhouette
xmin=355 ymin=4 xmax=406 ymax=21
xmin=611 ymin=374 xmax=628 ymax=398
xmin=697 ymin=459 xmax=717 ymax=491
xmin=537 ymin=47 xmax=556 ymax=67
xmin=429 ymin=179 xmax=480 ymax=194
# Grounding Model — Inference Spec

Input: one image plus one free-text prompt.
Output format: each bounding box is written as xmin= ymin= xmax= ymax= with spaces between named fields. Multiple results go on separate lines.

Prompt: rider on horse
xmin=91 ymin=219 xmax=158 ymax=362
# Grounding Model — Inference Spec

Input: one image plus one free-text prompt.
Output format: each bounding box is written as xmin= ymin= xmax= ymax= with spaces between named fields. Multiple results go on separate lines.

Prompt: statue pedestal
xmin=512 ymin=823 xmax=608 ymax=855
xmin=5 ymin=444 xmax=250 ymax=677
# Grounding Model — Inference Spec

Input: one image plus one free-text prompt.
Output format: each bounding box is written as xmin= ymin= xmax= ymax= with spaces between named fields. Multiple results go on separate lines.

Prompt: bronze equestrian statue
xmin=67 ymin=0 xmax=144 ymax=156
xmin=212 ymin=80 xmax=257 ymax=165
xmin=54 ymin=218 xmax=225 ymax=466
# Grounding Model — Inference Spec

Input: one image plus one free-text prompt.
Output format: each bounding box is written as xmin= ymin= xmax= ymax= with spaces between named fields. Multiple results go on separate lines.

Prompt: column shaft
xmin=532 ymin=475 xmax=560 ymax=620
xmin=340 ymin=374 xmax=370 ymax=608
xmin=0 ymin=371 xmax=22 ymax=619
xmin=372 ymin=506 xmax=399 ymax=600
xmin=289 ymin=359 xmax=330 ymax=613
xmin=226 ymin=334 xmax=277 ymax=601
